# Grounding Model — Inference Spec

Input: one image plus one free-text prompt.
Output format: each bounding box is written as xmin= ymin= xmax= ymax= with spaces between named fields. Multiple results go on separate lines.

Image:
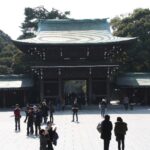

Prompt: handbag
xmin=97 ymin=122 xmax=102 ymax=133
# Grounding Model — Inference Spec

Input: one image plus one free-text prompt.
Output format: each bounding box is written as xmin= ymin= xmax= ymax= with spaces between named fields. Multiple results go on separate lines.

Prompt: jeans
xmin=72 ymin=111 xmax=78 ymax=121
xmin=15 ymin=118 xmax=20 ymax=131
xmin=27 ymin=122 xmax=34 ymax=135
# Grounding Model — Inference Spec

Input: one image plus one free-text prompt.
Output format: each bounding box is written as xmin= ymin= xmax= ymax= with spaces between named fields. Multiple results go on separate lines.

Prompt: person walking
xmin=114 ymin=117 xmax=128 ymax=150
xmin=24 ymin=107 xmax=34 ymax=136
xmin=72 ymin=98 xmax=79 ymax=122
xmin=100 ymin=115 xmax=113 ymax=150
xmin=99 ymin=98 xmax=107 ymax=118
xmin=14 ymin=104 xmax=21 ymax=131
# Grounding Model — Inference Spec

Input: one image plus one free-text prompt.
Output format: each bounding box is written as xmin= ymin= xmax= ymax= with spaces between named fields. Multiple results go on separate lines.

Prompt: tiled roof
xmin=14 ymin=19 xmax=136 ymax=45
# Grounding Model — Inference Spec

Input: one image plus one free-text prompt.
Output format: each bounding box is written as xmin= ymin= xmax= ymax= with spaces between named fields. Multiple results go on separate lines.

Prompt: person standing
xmin=123 ymin=96 xmax=129 ymax=110
xmin=114 ymin=117 xmax=128 ymax=150
xmin=72 ymin=98 xmax=79 ymax=122
xmin=41 ymin=101 xmax=49 ymax=124
xmin=34 ymin=106 xmax=42 ymax=136
xmin=14 ymin=104 xmax=21 ymax=131
xmin=39 ymin=129 xmax=48 ymax=150
xmin=99 ymin=98 xmax=107 ymax=118
xmin=49 ymin=101 xmax=55 ymax=123
xmin=100 ymin=115 xmax=113 ymax=150
xmin=46 ymin=121 xmax=58 ymax=150
xmin=24 ymin=107 xmax=34 ymax=136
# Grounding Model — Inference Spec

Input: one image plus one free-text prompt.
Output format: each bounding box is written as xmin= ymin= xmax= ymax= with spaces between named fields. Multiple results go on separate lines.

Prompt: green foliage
xmin=111 ymin=8 xmax=150 ymax=72
xmin=19 ymin=6 xmax=70 ymax=39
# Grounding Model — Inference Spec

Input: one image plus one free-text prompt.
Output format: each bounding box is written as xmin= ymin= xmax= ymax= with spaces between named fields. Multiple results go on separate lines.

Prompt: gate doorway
xmin=63 ymin=80 xmax=87 ymax=105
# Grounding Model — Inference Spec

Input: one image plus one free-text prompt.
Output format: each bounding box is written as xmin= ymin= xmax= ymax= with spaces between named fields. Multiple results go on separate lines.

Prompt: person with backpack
xmin=100 ymin=115 xmax=113 ymax=150
xmin=14 ymin=104 xmax=21 ymax=131
xmin=114 ymin=117 xmax=128 ymax=150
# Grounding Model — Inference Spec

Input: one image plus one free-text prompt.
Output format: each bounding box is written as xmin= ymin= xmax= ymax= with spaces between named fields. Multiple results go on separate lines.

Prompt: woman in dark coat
xmin=101 ymin=115 xmax=113 ymax=150
xmin=114 ymin=117 xmax=128 ymax=150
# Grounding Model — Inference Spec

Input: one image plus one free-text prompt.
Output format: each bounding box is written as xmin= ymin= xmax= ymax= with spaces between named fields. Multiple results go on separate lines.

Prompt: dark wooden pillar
xmin=106 ymin=67 xmax=111 ymax=103
xmin=144 ymin=88 xmax=148 ymax=104
xmin=88 ymin=68 xmax=92 ymax=105
xmin=58 ymin=68 xmax=62 ymax=101
xmin=40 ymin=79 xmax=44 ymax=101
xmin=3 ymin=91 xmax=6 ymax=107
xmin=23 ymin=90 xmax=27 ymax=105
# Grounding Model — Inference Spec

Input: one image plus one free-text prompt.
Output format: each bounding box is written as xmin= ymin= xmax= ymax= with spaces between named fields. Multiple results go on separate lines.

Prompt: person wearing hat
xmin=14 ymin=104 xmax=21 ymax=131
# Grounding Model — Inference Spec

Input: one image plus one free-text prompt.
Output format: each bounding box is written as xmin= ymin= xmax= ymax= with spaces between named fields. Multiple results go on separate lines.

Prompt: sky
xmin=0 ymin=0 xmax=150 ymax=39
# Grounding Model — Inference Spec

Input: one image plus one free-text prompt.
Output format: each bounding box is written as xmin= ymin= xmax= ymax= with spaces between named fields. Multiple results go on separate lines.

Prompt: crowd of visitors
xmin=13 ymin=97 xmax=129 ymax=150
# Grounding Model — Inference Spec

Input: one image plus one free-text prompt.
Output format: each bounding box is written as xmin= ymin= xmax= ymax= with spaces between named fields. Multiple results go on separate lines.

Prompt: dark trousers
xmin=50 ymin=112 xmax=54 ymax=123
xmin=104 ymin=139 xmax=110 ymax=150
xmin=35 ymin=123 xmax=41 ymax=136
xmin=72 ymin=111 xmax=78 ymax=121
xmin=43 ymin=116 xmax=47 ymax=124
xmin=27 ymin=122 xmax=34 ymax=135
xmin=48 ymin=142 xmax=54 ymax=150
xmin=124 ymin=104 xmax=128 ymax=110
xmin=15 ymin=118 xmax=20 ymax=131
xmin=117 ymin=136 xmax=125 ymax=150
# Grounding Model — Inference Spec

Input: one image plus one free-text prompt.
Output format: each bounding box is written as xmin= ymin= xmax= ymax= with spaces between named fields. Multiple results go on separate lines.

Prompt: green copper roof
xmin=0 ymin=74 xmax=33 ymax=88
xmin=117 ymin=73 xmax=150 ymax=87
xmin=14 ymin=19 xmax=136 ymax=45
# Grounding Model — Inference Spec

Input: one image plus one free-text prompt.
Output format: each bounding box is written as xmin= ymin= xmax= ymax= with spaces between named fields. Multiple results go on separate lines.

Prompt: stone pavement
xmin=0 ymin=106 xmax=150 ymax=150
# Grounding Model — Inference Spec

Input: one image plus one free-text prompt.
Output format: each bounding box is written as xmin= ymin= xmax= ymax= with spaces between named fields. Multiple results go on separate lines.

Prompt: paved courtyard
xmin=0 ymin=106 xmax=150 ymax=150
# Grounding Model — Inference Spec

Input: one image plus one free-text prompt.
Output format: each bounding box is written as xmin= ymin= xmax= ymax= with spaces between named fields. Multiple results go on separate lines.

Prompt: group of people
xmin=14 ymin=101 xmax=56 ymax=150
xmin=97 ymin=115 xmax=128 ymax=150
xmin=14 ymin=98 xmax=129 ymax=150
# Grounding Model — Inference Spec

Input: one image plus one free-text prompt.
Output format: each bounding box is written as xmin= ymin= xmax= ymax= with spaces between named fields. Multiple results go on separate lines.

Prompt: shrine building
xmin=13 ymin=19 xmax=136 ymax=106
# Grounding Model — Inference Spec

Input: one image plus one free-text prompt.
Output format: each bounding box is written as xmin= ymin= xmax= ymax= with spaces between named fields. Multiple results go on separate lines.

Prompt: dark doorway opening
xmin=63 ymin=80 xmax=87 ymax=106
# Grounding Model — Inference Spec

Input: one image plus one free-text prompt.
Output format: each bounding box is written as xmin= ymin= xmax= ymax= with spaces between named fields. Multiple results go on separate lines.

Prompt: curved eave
xmin=13 ymin=37 xmax=137 ymax=47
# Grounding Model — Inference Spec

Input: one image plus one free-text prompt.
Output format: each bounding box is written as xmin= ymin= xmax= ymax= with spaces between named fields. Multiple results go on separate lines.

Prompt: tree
xmin=111 ymin=8 xmax=150 ymax=72
xmin=19 ymin=6 xmax=70 ymax=39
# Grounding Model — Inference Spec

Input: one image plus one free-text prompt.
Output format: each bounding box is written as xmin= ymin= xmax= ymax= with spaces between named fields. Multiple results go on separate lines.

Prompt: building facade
xmin=13 ymin=19 xmax=135 ymax=106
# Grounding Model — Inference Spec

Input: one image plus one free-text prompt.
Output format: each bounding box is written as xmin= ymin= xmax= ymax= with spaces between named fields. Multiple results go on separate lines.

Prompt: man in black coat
xmin=101 ymin=115 xmax=113 ymax=150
